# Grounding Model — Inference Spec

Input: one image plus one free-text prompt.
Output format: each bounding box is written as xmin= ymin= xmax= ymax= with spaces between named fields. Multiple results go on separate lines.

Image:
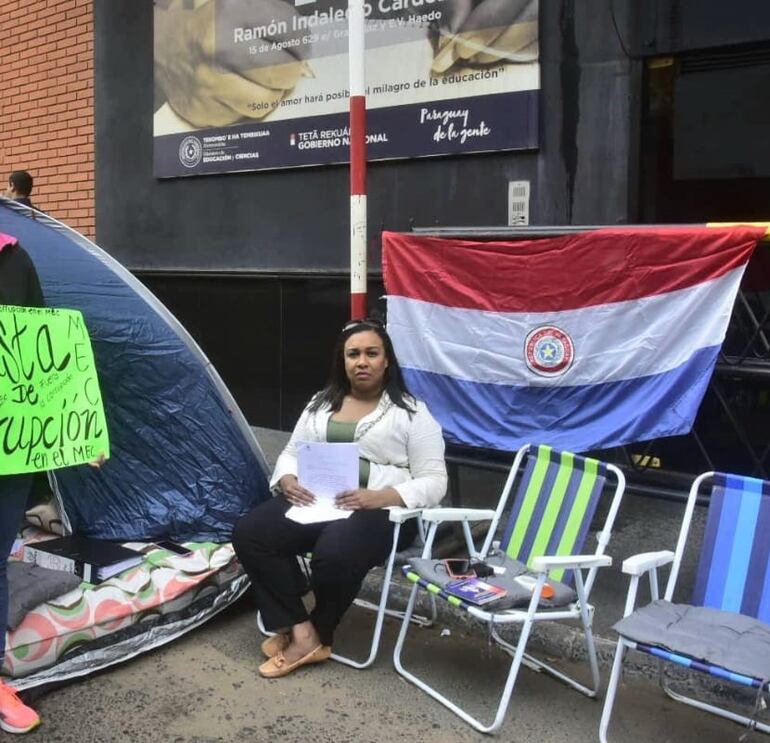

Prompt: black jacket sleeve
xmin=0 ymin=241 xmax=45 ymax=308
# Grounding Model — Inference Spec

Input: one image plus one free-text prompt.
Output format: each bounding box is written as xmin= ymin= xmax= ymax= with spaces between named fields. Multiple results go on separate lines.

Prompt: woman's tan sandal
xmin=258 ymin=644 xmax=331 ymax=679
xmin=260 ymin=633 xmax=290 ymax=658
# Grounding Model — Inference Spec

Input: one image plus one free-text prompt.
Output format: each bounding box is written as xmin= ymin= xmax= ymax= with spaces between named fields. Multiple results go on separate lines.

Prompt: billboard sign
xmin=153 ymin=0 xmax=539 ymax=176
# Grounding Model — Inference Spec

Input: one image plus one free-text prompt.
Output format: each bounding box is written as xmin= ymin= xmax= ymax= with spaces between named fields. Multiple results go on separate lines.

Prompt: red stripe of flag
xmin=382 ymin=227 xmax=764 ymax=313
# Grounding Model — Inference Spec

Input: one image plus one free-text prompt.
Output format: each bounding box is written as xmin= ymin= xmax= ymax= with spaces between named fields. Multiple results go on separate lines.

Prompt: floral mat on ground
xmin=2 ymin=532 xmax=241 ymax=679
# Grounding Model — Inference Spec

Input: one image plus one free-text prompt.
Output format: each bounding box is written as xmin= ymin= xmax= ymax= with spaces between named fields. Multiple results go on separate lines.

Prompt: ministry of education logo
xmin=525 ymin=325 xmax=575 ymax=377
xmin=178 ymin=136 xmax=203 ymax=168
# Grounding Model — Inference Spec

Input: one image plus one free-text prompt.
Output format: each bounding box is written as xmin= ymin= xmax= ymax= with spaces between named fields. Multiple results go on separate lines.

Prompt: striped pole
xmin=348 ymin=0 xmax=367 ymax=319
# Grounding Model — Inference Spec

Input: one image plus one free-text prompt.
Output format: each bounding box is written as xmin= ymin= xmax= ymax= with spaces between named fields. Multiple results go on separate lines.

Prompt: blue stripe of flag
xmin=401 ymin=345 xmax=721 ymax=454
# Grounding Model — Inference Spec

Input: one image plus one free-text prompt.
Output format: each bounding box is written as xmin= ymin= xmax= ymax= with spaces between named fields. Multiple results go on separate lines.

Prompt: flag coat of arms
xmin=382 ymin=227 xmax=766 ymax=453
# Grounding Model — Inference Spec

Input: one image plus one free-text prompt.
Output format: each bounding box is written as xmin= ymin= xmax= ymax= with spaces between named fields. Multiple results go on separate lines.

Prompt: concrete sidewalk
xmin=16 ymin=597 xmax=744 ymax=743
xmin=3 ymin=427 xmax=754 ymax=742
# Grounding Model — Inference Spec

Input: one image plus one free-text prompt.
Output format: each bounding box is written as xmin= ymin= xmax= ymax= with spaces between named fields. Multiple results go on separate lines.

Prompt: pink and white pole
xmin=348 ymin=0 xmax=367 ymax=320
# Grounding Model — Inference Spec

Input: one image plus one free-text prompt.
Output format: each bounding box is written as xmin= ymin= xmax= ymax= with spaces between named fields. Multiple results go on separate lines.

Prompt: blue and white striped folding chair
xmin=393 ymin=443 xmax=626 ymax=734
xmin=600 ymin=471 xmax=770 ymax=742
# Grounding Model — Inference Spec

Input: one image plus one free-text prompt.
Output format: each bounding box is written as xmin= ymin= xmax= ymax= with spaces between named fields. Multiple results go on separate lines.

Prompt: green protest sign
xmin=0 ymin=305 xmax=110 ymax=475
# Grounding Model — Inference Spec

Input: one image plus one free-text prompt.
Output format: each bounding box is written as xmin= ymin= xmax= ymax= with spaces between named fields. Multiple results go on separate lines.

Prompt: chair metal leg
xmin=353 ymin=594 xmax=436 ymax=627
xmin=499 ymin=574 xmax=600 ymax=698
xmin=256 ymin=522 xmax=431 ymax=670
xmin=491 ymin=614 xmax=599 ymax=698
xmin=331 ymin=522 xmax=404 ymax=669
xmin=257 ymin=587 xmax=435 ymax=636
xmin=394 ymin=584 xmax=541 ymax=734
xmin=256 ymin=587 xmax=435 ymax=669
xmin=599 ymin=637 xmax=627 ymax=743
xmin=519 ymin=650 xmax=597 ymax=696
xmin=661 ymin=678 xmax=770 ymax=735
xmin=483 ymin=623 xmax=544 ymax=674
xmin=333 ymin=591 xmax=436 ymax=668
xmin=255 ymin=609 xmax=273 ymax=637
xmin=579 ymin=604 xmax=601 ymax=697
xmin=255 ymin=594 xmax=390 ymax=669
xmin=600 ymin=641 xmax=770 ymax=740
xmin=331 ymin=553 xmax=394 ymax=669
xmin=574 ymin=571 xmax=601 ymax=697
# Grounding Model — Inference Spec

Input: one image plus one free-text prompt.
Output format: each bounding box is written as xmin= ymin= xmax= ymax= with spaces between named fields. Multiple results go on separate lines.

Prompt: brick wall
xmin=0 ymin=0 xmax=95 ymax=238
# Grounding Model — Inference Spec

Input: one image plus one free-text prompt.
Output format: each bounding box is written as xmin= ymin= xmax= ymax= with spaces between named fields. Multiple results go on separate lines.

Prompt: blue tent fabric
xmin=0 ymin=200 xmax=270 ymax=541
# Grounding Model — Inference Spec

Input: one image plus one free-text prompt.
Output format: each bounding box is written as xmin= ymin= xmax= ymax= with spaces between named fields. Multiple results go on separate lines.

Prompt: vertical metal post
xmin=348 ymin=0 xmax=367 ymax=319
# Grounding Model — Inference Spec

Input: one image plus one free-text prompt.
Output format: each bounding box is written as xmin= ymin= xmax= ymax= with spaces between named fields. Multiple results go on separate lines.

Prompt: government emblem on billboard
xmin=525 ymin=325 xmax=575 ymax=377
xmin=178 ymin=136 xmax=203 ymax=168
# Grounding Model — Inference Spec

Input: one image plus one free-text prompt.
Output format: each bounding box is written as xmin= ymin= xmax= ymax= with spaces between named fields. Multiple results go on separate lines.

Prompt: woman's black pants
xmin=232 ymin=495 xmax=416 ymax=647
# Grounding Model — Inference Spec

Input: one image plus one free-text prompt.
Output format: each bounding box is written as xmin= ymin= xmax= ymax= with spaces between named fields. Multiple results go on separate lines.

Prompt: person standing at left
xmin=0 ymin=231 xmax=43 ymax=734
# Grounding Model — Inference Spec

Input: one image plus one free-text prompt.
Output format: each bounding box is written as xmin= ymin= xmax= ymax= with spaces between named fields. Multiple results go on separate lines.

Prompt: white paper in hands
xmin=285 ymin=499 xmax=353 ymax=524
xmin=285 ymin=441 xmax=359 ymax=524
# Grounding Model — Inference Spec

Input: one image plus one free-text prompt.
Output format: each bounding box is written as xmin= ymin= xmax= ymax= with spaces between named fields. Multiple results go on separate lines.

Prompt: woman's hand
xmin=279 ymin=475 xmax=316 ymax=507
xmin=88 ymin=452 xmax=107 ymax=469
xmin=335 ymin=488 xmax=404 ymax=511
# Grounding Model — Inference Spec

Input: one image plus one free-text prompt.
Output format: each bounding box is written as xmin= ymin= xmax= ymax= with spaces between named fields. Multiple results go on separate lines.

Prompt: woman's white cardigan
xmin=269 ymin=392 xmax=448 ymax=509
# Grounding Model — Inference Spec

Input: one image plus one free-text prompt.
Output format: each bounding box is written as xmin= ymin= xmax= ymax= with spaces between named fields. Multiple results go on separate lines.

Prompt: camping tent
xmin=0 ymin=198 xmax=270 ymax=688
xmin=0 ymin=198 xmax=270 ymax=538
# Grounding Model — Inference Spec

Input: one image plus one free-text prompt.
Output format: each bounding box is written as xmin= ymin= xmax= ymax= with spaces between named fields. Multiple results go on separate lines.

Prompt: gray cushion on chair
xmin=408 ymin=554 xmax=577 ymax=610
xmin=614 ymin=599 xmax=770 ymax=682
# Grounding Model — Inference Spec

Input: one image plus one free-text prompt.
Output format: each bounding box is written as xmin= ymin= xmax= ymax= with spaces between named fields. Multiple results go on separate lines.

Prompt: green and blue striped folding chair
xmin=600 ymin=471 xmax=770 ymax=742
xmin=393 ymin=443 xmax=626 ymax=734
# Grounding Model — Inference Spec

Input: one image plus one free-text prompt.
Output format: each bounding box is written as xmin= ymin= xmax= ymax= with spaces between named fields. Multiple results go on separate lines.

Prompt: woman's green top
xmin=327 ymin=419 xmax=370 ymax=488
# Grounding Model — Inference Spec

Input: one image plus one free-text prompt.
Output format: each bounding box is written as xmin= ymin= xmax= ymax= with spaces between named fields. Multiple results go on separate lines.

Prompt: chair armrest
xmin=420 ymin=508 xmax=497 ymax=523
xmin=531 ymin=554 xmax=612 ymax=572
xmin=387 ymin=507 xmax=422 ymax=524
xmin=621 ymin=550 xmax=674 ymax=576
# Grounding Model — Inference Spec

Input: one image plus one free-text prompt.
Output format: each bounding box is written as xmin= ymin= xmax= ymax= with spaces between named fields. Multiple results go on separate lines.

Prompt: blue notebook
xmin=446 ymin=578 xmax=507 ymax=605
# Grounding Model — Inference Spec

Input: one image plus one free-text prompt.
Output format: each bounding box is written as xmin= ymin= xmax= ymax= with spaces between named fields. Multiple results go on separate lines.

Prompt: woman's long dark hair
xmin=308 ymin=318 xmax=416 ymax=414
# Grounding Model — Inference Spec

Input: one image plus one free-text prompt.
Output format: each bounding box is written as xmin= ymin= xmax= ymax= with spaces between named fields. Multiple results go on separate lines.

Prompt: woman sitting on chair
xmin=233 ymin=317 xmax=447 ymax=678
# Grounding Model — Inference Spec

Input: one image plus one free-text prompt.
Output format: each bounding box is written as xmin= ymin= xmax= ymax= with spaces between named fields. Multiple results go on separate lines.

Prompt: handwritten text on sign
xmin=0 ymin=306 xmax=110 ymax=474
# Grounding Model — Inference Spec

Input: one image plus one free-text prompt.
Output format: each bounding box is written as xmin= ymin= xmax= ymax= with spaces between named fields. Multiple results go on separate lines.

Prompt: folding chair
xmin=257 ymin=507 xmax=436 ymax=669
xmin=600 ymin=471 xmax=770 ymax=742
xmin=393 ymin=443 xmax=626 ymax=734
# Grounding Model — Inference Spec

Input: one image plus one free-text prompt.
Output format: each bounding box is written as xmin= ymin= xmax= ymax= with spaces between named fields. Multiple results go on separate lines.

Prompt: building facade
xmin=1 ymin=0 xmax=95 ymax=237
xmin=2 ymin=1 xmax=768 ymax=477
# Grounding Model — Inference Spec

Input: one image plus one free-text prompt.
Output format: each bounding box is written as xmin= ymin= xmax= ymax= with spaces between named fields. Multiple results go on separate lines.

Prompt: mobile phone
xmin=155 ymin=539 xmax=192 ymax=556
xmin=444 ymin=559 xmax=473 ymax=578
